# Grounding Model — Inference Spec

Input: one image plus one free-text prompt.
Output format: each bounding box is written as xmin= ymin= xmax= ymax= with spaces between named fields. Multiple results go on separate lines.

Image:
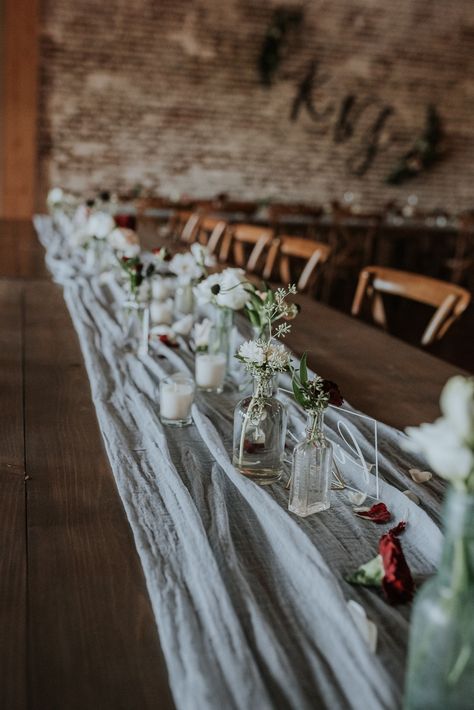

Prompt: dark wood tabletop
xmin=0 ymin=219 xmax=468 ymax=710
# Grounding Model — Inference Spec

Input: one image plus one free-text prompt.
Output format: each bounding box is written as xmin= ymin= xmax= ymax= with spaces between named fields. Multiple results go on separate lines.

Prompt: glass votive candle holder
xmin=195 ymin=352 xmax=226 ymax=393
xmin=159 ymin=373 xmax=195 ymax=427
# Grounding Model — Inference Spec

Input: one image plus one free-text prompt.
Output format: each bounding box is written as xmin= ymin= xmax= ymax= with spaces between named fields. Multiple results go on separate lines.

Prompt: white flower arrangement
xmin=191 ymin=318 xmax=212 ymax=351
xmin=194 ymin=268 xmax=251 ymax=311
xmin=244 ymin=284 xmax=299 ymax=337
xmin=237 ymin=340 xmax=291 ymax=376
xmin=85 ymin=212 xmax=116 ymax=240
xmin=168 ymin=244 xmax=216 ymax=285
xmin=405 ymin=376 xmax=474 ymax=491
xmin=108 ymin=227 xmax=141 ymax=258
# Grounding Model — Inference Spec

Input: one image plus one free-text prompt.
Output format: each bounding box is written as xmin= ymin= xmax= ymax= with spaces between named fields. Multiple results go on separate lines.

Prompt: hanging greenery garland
xmin=258 ymin=7 xmax=304 ymax=87
xmin=386 ymin=105 xmax=444 ymax=185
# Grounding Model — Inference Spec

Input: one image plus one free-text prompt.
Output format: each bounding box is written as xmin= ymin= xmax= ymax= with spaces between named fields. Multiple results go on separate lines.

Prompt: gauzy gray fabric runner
xmin=34 ymin=215 xmax=445 ymax=710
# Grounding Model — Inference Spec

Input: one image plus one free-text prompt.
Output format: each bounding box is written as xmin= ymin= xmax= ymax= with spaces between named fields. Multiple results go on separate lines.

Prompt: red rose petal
xmin=378 ymin=521 xmax=414 ymax=604
xmin=158 ymin=334 xmax=179 ymax=348
xmin=354 ymin=502 xmax=392 ymax=524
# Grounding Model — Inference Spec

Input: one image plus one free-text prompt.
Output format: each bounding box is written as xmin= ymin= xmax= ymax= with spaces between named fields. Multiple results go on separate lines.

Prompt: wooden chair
xmin=263 ymin=236 xmax=331 ymax=293
xmin=351 ymin=266 xmax=471 ymax=346
xmin=196 ymin=217 xmax=228 ymax=258
xmin=224 ymin=224 xmax=274 ymax=273
xmin=172 ymin=211 xmax=201 ymax=243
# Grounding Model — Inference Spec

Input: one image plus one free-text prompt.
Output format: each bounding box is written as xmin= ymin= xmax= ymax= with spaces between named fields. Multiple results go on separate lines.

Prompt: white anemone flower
xmin=86 ymin=212 xmax=115 ymax=240
xmin=440 ymin=376 xmax=474 ymax=445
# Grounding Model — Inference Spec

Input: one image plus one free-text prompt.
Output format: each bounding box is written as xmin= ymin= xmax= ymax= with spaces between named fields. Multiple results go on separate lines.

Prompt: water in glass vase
xmin=289 ymin=411 xmax=332 ymax=516
xmin=232 ymin=377 xmax=287 ymax=485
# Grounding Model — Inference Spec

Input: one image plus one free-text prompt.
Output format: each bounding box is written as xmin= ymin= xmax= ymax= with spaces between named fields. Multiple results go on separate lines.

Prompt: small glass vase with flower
xmin=289 ymin=356 xmax=343 ymax=516
xmin=232 ymin=285 xmax=298 ymax=485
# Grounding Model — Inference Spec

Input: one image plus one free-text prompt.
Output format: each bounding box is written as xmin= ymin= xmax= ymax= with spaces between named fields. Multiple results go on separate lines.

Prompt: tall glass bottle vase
xmin=212 ymin=306 xmax=234 ymax=364
xmin=289 ymin=410 xmax=332 ymax=516
xmin=122 ymin=297 xmax=150 ymax=356
xmin=404 ymin=489 xmax=474 ymax=709
xmin=232 ymin=376 xmax=288 ymax=485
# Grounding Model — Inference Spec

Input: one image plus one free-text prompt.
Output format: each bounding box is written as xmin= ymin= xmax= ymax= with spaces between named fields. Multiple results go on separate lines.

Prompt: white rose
xmin=108 ymin=227 xmax=140 ymax=257
xmin=239 ymin=340 xmax=265 ymax=365
xmin=190 ymin=242 xmax=216 ymax=268
xmin=169 ymin=252 xmax=203 ymax=283
xmin=405 ymin=418 xmax=474 ymax=482
xmin=47 ymin=187 xmax=64 ymax=207
xmin=192 ymin=319 xmax=212 ymax=348
xmin=86 ymin=212 xmax=115 ymax=239
xmin=440 ymin=376 xmax=474 ymax=444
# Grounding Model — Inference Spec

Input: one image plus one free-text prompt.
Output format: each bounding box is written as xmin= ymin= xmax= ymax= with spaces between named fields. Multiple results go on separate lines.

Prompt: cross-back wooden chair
xmin=196 ymin=217 xmax=228 ymax=258
xmin=351 ymin=266 xmax=471 ymax=346
xmin=263 ymin=236 xmax=331 ymax=293
xmin=173 ymin=211 xmax=201 ymax=244
xmin=223 ymin=224 xmax=274 ymax=274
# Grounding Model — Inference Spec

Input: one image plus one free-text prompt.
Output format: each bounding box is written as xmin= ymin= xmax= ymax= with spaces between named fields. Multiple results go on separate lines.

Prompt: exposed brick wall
xmin=39 ymin=0 xmax=474 ymax=211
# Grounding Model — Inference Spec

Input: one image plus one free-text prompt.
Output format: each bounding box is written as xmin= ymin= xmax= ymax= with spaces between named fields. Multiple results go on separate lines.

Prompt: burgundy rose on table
xmin=346 ymin=520 xmax=415 ymax=605
xmin=379 ymin=522 xmax=415 ymax=604
xmin=322 ymin=379 xmax=343 ymax=407
xmin=115 ymin=213 xmax=137 ymax=230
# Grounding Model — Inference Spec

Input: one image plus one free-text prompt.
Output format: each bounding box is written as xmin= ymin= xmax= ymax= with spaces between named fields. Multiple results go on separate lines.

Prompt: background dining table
xmin=0 ymin=219 xmax=469 ymax=710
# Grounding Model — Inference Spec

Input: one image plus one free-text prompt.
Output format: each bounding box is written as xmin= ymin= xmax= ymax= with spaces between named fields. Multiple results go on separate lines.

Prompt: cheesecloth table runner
xmin=34 ymin=215 xmax=445 ymax=710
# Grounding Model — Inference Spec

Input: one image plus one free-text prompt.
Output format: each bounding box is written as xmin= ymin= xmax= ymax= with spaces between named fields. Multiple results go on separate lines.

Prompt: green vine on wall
xmin=386 ymin=105 xmax=444 ymax=185
xmin=258 ymin=7 xmax=304 ymax=87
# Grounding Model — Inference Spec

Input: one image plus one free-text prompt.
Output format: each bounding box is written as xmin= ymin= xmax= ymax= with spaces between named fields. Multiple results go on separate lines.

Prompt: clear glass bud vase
xmin=174 ymin=281 xmax=195 ymax=316
xmin=404 ymin=489 xmax=474 ymax=710
xmin=289 ymin=410 xmax=332 ymax=516
xmin=232 ymin=376 xmax=288 ymax=485
xmin=212 ymin=306 xmax=234 ymax=363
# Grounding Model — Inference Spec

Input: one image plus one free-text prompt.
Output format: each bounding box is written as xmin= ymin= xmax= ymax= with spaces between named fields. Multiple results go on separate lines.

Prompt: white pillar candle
xmin=150 ymin=299 xmax=173 ymax=325
xmin=152 ymin=279 xmax=170 ymax=301
xmin=160 ymin=378 xmax=195 ymax=423
xmin=195 ymin=353 xmax=226 ymax=391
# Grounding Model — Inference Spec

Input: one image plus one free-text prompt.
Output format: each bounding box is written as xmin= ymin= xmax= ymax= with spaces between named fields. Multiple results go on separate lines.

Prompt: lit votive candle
xmin=160 ymin=373 xmax=195 ymax=427
xmin=195 ymin=352 xmax=226 ymax=393
xmin=150 ymin=299 xmax=173 ymax=325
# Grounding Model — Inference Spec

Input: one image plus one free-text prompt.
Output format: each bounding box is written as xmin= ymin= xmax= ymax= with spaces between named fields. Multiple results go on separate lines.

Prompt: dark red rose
xmin=322 ymin=379 xmax=343 ymax=407
xmin=121 ymin=256 xmax=131 ymax=264
xmin=354 ymin=502 xmax=392 ymax=524
xmin=378 ymin=522 xmax=414 ymax=604
xmin=158 ymin=334 xmax=178 ymax=348
xmin=115 ymin=213 xmax=137 ymax=230
xmin=133 ymin=263 xmax=143 ymax=273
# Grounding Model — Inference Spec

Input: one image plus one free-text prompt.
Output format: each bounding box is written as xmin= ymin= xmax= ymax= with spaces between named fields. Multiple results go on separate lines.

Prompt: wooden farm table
xmin=0 ymin=219 xmax=468 ymax=710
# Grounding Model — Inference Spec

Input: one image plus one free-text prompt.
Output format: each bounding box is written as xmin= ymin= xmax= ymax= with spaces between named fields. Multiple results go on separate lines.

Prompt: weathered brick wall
xmin=39 ymin=0 xmax=474 ymax=211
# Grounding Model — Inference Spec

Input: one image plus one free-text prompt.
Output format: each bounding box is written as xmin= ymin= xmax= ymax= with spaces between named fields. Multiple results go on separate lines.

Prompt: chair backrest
xmin=176 ymin=211 xmax=201 ymax=243
xmin=197 ymin=217 xmax=228 ymax=257
xmin=227 ymin=224 xmax=274 ymax=272
xmin=351 ymin=265 xmax=471 ymax=346
xmin=263 ymin=235 xmax=331 ymax=292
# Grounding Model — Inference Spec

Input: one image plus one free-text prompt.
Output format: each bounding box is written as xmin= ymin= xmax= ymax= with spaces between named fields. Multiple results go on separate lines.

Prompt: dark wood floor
xmin=0 ymin=221 xmax=174 ymax=710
